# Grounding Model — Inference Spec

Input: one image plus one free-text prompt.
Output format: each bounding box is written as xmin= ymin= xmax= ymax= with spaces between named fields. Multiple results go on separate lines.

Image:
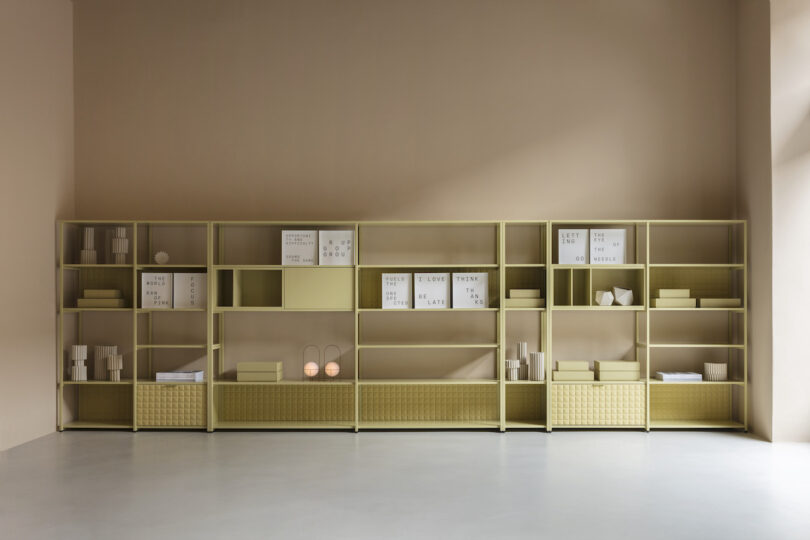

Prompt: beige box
xmin=237 ymin=371 xmax=283 ymax=382
xmin=657 ymin=289 xmax=690 ymax=298
xmin=596 ymin=371 xmax=640 ymax=381
xmin=84 ymin=289 xmax=123 ymax=299
xmin=699 ymin=298 xmax=742 ymax=308
xmin=594 ymin=361 xmax=641 ymax=371
xmin=77 ymin=298 xmax=126 ymax=308
xmin=504 ymin=298 xmax=545 ymax=308
xmin=652 ymin=298 xmax=696 ymax=308
xmin=509 ymin=289 xmax=541 ymax=299
xmin=553 ymin=370 xmax=595 ymax=381
xmin=556 ymin=360 xmax=589 ymax=371
xmin=237 ymin=361 xmax=283 ymax=372
xmin=283 ymin=268 xmax=354 ymax=310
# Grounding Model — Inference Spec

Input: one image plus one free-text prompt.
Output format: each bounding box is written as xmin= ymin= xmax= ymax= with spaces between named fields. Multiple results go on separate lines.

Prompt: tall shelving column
xmin=131 ymin=223 xmax=139 ymax=431
xmin=353 ymin=221 xmax=360 ymax=432
xmin=206 ymin=222 xmax=214 ymax=432
xmin=498 ymin=221 xmax=506 ymax=432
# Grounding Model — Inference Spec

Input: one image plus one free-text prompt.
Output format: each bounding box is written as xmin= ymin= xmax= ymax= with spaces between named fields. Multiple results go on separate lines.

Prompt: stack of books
xmin=652 ymin=289 xmax=695 ymax=308
xmin=552 ymin=360 xmax=594 ymax=381
xmin=595 ymin=361 xmax=640 ymax=381
xmin=77 ymin=289 xmax=126 ymax=308
xmin=237 ymin=361 xmax=283 ymax=382
xmin=656 ymin=372 xmax=703 ymax=382
xmin=505 ymin=289 xmax=545 ymax=309
xmin=156 ymin=370 xmax=204 ymax=382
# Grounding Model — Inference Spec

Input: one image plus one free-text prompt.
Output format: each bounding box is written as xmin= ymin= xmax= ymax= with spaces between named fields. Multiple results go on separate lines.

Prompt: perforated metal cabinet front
xmin=137 ymin=384 xmax=206 ymax=427
xmin=551 ymin=383 xmax=646 ymax=426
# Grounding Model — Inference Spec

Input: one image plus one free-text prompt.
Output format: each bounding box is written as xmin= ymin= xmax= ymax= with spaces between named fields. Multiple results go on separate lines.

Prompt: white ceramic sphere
xmin=324 ymin=361 xmax=340 ymax=377
xmin=154 ymin=251 xmax=170 ymax=264
xmin=304 ymin=361 xmax=319 ymax=377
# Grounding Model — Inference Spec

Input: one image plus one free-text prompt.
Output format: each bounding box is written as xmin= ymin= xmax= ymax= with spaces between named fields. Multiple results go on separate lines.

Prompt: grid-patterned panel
xmin=650 ymin=385 xmax=731 ymax=421
xmin=506 ymin=385 xmax=546 ymax=421
xmin=552 ymin=384 xmax=645 ymax=426
xmin=360 ymin=384 xmax=498 ymax=422
xmin=137 ymin=385 xmax=206 ymax=427
xmin=216 ymin=385 xmax=354 ymax=422
xmin=78 ymin=386 xmax=133 ymax=422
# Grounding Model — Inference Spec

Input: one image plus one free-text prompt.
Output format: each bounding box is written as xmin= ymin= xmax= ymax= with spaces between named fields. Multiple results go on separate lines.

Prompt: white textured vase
xmin=704 ymin=362 xmax=728 ymax=382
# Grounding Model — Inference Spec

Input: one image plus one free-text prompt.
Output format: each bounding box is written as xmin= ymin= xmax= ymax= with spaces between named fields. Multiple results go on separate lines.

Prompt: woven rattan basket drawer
xmin=552 ymin=383 xmax=646 ymax=427
xmin=137 ymin=384 xmax=206 ymax=427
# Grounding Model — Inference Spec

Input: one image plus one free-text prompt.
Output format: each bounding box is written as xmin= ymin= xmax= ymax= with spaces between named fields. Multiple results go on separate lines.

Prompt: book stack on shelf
xmin=656 ymin=372 xmax=703 ymax=382
xmin=698 ymin=298 xmax=741 ymax=308
xmin=156 ymin=370 xmax=204 ymax=383
xmin=652 ymin=289 xmax=695 ymax=308
xmin=505 ymin=289 xmax=544 ymax=309
xmin=553 ymin=361 xmax=594 ymax=381
xmin=77 ymin=289 xmax=125 ymax=308
xmin=595 ymin=361 xmax=640 ymax=381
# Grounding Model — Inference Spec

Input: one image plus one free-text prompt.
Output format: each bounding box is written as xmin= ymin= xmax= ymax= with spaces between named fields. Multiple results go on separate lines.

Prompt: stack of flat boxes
xmin=652 ymin=289 xmax=696 ymax=308
xmin=553 ymin=361 xmax=593 ymax=381
xmin=236 ymin=362 xmax=283 ymax=382
xmin=594 ymin=361 xmax=640 ymax=381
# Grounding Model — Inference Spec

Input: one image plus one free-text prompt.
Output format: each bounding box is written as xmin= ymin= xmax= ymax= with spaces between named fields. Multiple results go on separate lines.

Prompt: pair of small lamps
xmin=302 ymin=344 xmax=341 ymax=380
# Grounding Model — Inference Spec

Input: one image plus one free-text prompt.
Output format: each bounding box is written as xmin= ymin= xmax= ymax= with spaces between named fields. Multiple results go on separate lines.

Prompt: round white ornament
xmin=154 ymin=251 xmax=170 ymax=264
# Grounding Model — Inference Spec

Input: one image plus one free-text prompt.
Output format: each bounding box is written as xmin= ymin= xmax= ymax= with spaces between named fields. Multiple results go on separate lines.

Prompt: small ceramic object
xmin=612 ymin=287 xmax=634 ymax=306
xmin=154 ymin=251 xmax=170 ymax=265
xmin=595 ymin=290 xmax=614 ymax=306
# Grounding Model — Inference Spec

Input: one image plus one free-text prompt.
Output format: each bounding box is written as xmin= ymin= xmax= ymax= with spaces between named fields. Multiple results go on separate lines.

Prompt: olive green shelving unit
xmin=57 ymin=220 xmax=747 ymax=432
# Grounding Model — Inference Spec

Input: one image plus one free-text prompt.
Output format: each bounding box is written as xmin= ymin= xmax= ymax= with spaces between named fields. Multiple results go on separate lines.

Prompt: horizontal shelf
xmin=358 ymin=421 xmax=500 ymax=429
xmin=504 ymin=307 xmax=546 ymax=312
xmin=552 ymin=264 xmax=645 ymax=270
xmin=650 ymin=420 xmax=745 ymax=429
xmin=358 ymin=343 xmax=498 ymax=349
xmin=552 ymin=425 xmax=646 ymax=430
xmin=551 ymin=305 xmax=645 ymax=311
xmin=216 ymin=307 xmax=353 ymax=313
xmin=215 ymin=421 xmax=354 ymax=430
xmin=137 ymin=264 xmax=208 ymax=269
xmin=62 ymin=307 xmax=132 ymax=313
xmin=359 ymin=379 xmax=498 ymax=385
xmin=213 ymin=265 xmax=352 ymax=269
xmin=214 ymin=380 xmax=354 ymax=386
xmin=357 ymin=308 xmax=499 ymax=312
xmin=650 ymin=307 xmax=745 ymax=312
xmin=138 ymin=381 xmax=206 ymax=385
xmin=551 ymin=380 xmax=646 ymax=385
xmin=62 ymin=380 xmax=133 ymax=385
xmin=505 ymin=380 xmax=547 ymax=385
xmin=136 ymin=308 xmax=207 ymax=313
xmin=358 ymin=264 xmax=499 ymax=268
xmin=505 ymin=421 xmax=547 ymax=429
xmin=649 ymin=380 xmax=745 ymax=385
xmin=62 ymin=421 xmax=132 ymax=429
xmin=649 ymin=263 xmax=744 ymax=268
xmin=62 ymin=264 xmax=133 ymax=269
xmin=137 ymin=344 xmax=207 ymax=349
xmin=649 ymin=343 xmax=744 ymax=349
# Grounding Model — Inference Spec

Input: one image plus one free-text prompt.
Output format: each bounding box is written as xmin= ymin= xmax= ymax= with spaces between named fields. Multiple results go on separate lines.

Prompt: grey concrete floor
xmin=1 ymin=431 xmax=809 ymax=540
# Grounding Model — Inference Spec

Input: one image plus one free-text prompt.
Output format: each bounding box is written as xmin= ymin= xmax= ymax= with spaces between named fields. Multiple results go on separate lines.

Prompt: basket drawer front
xmin=137 ymin=384 xmax=206 ymax=427
xmin=552 ymin=384 xmax=645 ymax=426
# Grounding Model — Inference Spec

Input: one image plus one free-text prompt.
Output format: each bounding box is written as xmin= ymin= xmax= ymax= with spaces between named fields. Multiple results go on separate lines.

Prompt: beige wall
xmin=0 ymin=0 xmax=74 ymax=451
xmin=771 ymin=0 xmax=810 ymax=442
xmin=74 ymin=0 xmax=738 ymax=221
xmin=736 ymin=0 xmax=773 ymax=440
